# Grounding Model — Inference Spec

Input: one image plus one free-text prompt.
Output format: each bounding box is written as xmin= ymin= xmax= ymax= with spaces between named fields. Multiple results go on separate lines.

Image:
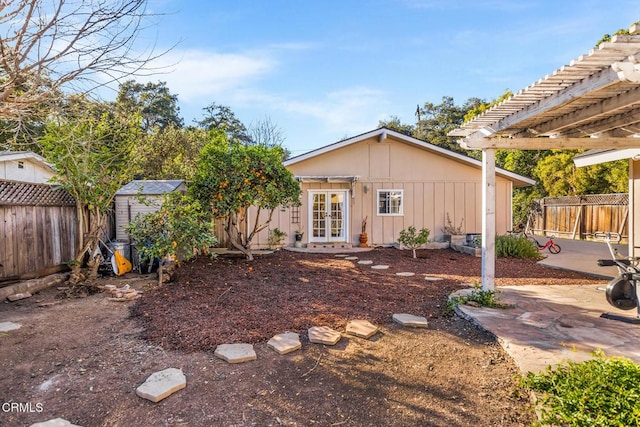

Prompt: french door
xmin=309 ymin=190 xmax=348 ymax=242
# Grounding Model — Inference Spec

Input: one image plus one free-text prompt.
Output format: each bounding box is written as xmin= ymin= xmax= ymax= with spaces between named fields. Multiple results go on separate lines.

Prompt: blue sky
xmin=132 ymin=1 xmax=640 ymax=155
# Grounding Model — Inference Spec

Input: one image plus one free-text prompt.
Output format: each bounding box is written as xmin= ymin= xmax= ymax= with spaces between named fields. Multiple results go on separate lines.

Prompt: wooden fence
xmin=0 ymin=181 xmax=77 ymax=281
xmin=528 ymin=193 xmax=628 ymax=241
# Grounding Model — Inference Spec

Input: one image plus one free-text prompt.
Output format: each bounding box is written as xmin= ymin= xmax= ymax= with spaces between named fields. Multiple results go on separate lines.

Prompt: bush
xmin=398 ymin=226 xmax=430 ymax=258
xmin=496 ymin=234 xmax=540 ymax=259
xmin=445 ymin=283 xmax=511 ymax=316
xmin=521 ymin=350 xmax=640 ymax=426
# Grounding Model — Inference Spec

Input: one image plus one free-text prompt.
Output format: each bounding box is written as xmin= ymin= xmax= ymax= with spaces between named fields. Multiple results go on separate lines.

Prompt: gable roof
xmin=116 ymin=180 xmax=186 ymax=196
xmin=284 ymin=127 xmax=535 ymax=187
xmin=0 ymin=151 xmax=55 ymax=171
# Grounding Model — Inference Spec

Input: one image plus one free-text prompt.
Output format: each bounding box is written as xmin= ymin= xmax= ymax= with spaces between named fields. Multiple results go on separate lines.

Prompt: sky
xmin=126 ymin=0 xmax=640 ymax=156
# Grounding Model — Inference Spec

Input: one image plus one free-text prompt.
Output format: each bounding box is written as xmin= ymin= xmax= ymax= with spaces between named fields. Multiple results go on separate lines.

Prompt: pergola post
xmin=481 ymin=149 xmax=496 ymax=291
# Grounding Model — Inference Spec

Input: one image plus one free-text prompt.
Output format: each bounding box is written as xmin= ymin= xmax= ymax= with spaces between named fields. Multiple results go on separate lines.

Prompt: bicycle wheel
xmin=548 ymin=243 xmax=561 ymax=254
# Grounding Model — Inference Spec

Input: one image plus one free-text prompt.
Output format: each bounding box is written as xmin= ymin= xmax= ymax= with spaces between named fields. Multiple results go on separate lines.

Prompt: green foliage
xmin=445 ymin=283 xmax=511 ymax=316
xmin=442 ymin=212 xmax=464 ymax=235
xmin=115 ymin=80 xmax=183 ymax=132
xmin=398 ymin=226 xmax=430 ymax=258
xmin=126 ymin=193 xmax=217 ymax=266
xmin=521 ymin=351 xmax=640 ymax=426
xmin=463 ymin=90 xmax=513 ymax=123
xmin=267 ymin=228 xmax=287 ymax=249
xmin=197 ymin=102 xmax=251 ymax=144
xmin=496 ymin=234 xmax=541 ymax=259
xmin=377 ymin=115 xmax=416 ymax=136
xmin=190 ymin=133 xmax=301 ymax=260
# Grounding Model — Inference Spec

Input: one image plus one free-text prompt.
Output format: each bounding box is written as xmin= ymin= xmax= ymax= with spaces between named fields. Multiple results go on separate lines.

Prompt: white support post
xmin=630 ymin=160 xmax=635 ymax=258
xmin=482 ymin=149 xmax=496 ymax=291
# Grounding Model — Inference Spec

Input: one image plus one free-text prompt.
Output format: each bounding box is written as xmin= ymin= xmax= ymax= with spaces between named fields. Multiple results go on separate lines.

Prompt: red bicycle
xmin=525 ymin=231 xmax=561 ymax=254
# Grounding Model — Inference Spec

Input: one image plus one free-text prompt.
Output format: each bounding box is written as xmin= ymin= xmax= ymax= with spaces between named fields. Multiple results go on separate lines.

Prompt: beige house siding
xmin=0 ymin=157 xmax=55 ymax=184
xmin=247 ymin=132 xmax=519 ymax=248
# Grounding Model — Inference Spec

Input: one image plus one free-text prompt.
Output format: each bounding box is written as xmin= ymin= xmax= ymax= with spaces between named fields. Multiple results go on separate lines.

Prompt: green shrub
xmin=496 ymin=234 xmax=540 ymax=259
xmin=398 ymin=226 xmax=430 ymax=258
xmin=267 ymin=228 xmax=287 ymax=249
xmin=445 ymin=283 xmax=511 ymax=316
xmin=521 ymin=350 xmax=640 ymax=426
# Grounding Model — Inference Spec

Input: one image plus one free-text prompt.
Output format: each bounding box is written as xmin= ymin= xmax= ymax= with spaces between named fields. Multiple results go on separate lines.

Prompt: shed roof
xmin=450 ymin=23 xmax=640 ymax=150
xmin=285 ymin=127 xmax=535 ymax=187
xmin=116 ymin=180 xmax=186 ymax=196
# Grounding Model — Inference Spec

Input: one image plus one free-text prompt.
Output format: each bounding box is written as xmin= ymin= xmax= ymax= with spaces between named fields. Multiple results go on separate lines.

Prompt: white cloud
xmin=150 ymin=49 xmax=276 ymax=102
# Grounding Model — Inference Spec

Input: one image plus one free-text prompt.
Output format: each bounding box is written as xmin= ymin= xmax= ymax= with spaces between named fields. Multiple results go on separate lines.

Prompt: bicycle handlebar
xmin=594 ymin=231 xmax=621 ymax=243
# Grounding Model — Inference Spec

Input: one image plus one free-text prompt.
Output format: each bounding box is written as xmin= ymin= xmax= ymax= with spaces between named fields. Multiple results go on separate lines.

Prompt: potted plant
xmin=442 ymin=213 xmax=465 ymax=246
xmin=294 ymin=229 xmax=304 ymax=248
xmin=359 ymin=216 xmax=368 ymax=247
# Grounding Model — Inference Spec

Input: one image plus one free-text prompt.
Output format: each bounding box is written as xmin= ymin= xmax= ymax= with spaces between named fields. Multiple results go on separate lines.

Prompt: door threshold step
xmin=307 ymin=243 xmax=352 ymax=249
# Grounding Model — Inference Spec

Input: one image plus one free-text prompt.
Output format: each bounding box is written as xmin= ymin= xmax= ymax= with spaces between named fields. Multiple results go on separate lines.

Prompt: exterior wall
xmin=114 ymin=195 xmax=163 ymax=241
xmin=248 ymin=135 xmax=514 ymax=248
xmin=0 ymin=158 xmax=55 ymax=184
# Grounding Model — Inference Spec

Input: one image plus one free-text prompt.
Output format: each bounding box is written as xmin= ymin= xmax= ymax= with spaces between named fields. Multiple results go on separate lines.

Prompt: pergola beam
xmin=459 ymin=136 xmax=640 ymax=150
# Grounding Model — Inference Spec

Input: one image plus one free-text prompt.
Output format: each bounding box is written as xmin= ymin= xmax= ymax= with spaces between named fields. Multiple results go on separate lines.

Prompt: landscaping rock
xmin=267 ymin=332 xmax=302 ymax=354
xmin=308 ymin=326 xmax=341 ymax=345
xmin=136 ymin=368 xmax=186 ymax=403
xmin=334 ymin=254 xmax=348 ymax=257
xmin=346 ymin=319 xmax=379 ymax=339
xmin=371 ymin=265 xmax=389 ymax=270
xmin=395 ymin=272 xmax=415 ymax=277
xmin=214 ymin=343 xmax=257 ymax=363
xmin=30 ymin=418 xmax=81 ymax=427
xmin=357 ymin=260 xmax=373 ymax=265
xmin=392 ymin=313 xmax=429 ymax=328
xmin=0 ymin=321 xmax=21 ymax=332
xmin=344 ymin=256 xmax=358 ymax=260
xmin=7 ymin=292 xmax=32 ymax=301
xmin=424 ymin=276 xmax=444 ymax=281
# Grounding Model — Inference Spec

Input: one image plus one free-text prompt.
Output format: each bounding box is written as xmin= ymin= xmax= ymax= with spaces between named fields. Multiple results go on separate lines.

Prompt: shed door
xmin=309 ymin=191 xmax=348 ymax=242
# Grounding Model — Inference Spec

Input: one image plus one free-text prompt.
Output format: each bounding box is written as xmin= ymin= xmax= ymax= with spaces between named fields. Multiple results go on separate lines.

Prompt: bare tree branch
xmin=0 ymin=0 xmax=171 ymax=126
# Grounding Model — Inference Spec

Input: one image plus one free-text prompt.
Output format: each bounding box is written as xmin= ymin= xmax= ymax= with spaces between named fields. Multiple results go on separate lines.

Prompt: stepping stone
xmin=214 ymin=343 xmax=257 ymax=363
xmin=357 ymin=260 xmax=373 ymax=265
xmin=344 ymin=256 xmax=358 ymax=260
xmin=334 ymin=254 xmax=348 ymax=257
xmin=0 ymin=321 xmax=21 ymax=332
xmin=346 ymin=320 xmax=379 ymax=339
xmin=136 ymin=368 xmax=186 ymax=403
xmin=396 ymin=272 xmax=415 ymax=277
xmin=392 ymin=313 xmax=429 ymax=328
xmin=424 ymin=276 xmax=443 ymax=281
xmin=308 ymin=326 xmax=341 ymax=345
xmin=267 ymin=332 xmax=302 ymax=355
xmin=30 ymin=419 xmax=81 ymax=427
xmin=371 ymin=265 xmax=389 ymax=270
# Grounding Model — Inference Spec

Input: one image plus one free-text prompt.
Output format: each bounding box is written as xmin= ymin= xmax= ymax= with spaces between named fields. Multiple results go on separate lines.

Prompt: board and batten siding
xmin=245 ymin=134 xmax=515 ymax=248
xmin=114 ymin=195 xmax=163 ymax=241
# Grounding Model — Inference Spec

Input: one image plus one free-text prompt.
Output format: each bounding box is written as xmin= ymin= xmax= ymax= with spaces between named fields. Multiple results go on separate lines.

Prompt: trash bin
xmin=109 ymin=241 xmax=130 ymax=261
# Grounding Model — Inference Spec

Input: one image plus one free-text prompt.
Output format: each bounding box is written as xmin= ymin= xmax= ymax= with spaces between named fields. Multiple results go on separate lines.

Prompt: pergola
xmin=449 ymin=23 xmax=640 ymax=290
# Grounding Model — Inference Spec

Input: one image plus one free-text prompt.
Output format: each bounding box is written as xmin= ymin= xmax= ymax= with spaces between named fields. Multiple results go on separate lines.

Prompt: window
xmin=377 ymin=190 xmax=403 ymax=215
xmin=17 ymin=161 xmax=24 ymax=169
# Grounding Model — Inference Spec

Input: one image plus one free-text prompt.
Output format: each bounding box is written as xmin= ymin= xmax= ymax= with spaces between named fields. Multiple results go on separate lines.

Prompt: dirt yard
xmin=1 ymin=248 xmax=606 ymax=426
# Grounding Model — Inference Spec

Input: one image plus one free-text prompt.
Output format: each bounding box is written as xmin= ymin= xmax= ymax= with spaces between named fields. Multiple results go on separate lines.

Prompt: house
xmin=248 ymin=128 xmax=534 ymax=248
xmin=114 ymin=180 xmax=187 ymax=241
xmin=449 ymin=24 xmax=640 ymax=289
xmin=0 ymin=151 xmax=56 ymax=184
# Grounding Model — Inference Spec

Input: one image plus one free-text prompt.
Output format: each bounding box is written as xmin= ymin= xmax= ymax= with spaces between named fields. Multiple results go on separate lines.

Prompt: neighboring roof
xmin=0 ymin=180 xmax=75 ymax=206
xmin=450 ymin=23 xmax=640 ymax=150
xmin=0 ymin=151 xmax=55 ymax=171
xmin=116 ymin=180 xmax=186 ymax=196
xmin=574 ymin=148 xmax=640 ymax=167
xmin=284 ymin=127 xmax=535 ymax=187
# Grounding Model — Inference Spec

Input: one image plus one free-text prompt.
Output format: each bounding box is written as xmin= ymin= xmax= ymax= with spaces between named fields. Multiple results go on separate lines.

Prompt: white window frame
xmin=377 ymin=189 xmax=404 ymax=216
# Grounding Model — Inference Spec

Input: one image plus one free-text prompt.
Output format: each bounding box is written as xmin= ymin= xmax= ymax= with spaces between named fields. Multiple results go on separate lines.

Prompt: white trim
xmin=307 ymin=190 xmax=349 ymax=243
xmin=0 ymin=151 xmax=54 ymax=171
xmin=284 ymin=128 xmax=535 ymax=187
xmin=574 ymin=148 xmax=640 ymax=167
xmin=376 ymin=189 xmax=404 ymax=216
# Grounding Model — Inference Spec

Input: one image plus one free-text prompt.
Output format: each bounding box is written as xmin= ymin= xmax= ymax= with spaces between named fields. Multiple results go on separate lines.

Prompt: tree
xmin=377 ymin=115 xmax=415 ymax=136
xmin=196 ymin=102 xmax=251 ymax=144
xmin=248 ymin=116 xmax=291 ymax=158
xmin=0 ymin=0 xmax=166 ymax=128
xmin=39 ymin=102 xmax=141 ymax=283
xmin=126 ymin=193 xmax=217 ymax=285
xmin=115 ymin=80 xmax=183 ymax=132
xmin=130 ymin=125 xmax=210 ymax=180
xmin=190 ymin=133 xmax=301 ymax=260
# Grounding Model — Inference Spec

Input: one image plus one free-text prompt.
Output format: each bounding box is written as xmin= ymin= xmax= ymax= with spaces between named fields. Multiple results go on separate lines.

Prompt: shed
xmin=114 ymin=180 xmax=186 ymax=241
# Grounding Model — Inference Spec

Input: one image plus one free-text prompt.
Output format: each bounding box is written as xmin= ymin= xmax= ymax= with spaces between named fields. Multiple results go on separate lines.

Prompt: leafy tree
xmin=0 ymin=0 xmax=167 ymax=128
xmin=397 ymin=226 xmax=430 ymax=259
xmin=115 ymin=80 xmax=183 ymax=132
xmin=39 ymin=103 xmax=141 ymax=283
xmin=126 ymin=193 xmax=217 ymax=285
xmin=131 ymin=125 xmax=210 ymax=180
xmin=197 ymin=102 xmax=252 ymax=144
xmin=190 ymin=133 xmax=301 ymax=260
